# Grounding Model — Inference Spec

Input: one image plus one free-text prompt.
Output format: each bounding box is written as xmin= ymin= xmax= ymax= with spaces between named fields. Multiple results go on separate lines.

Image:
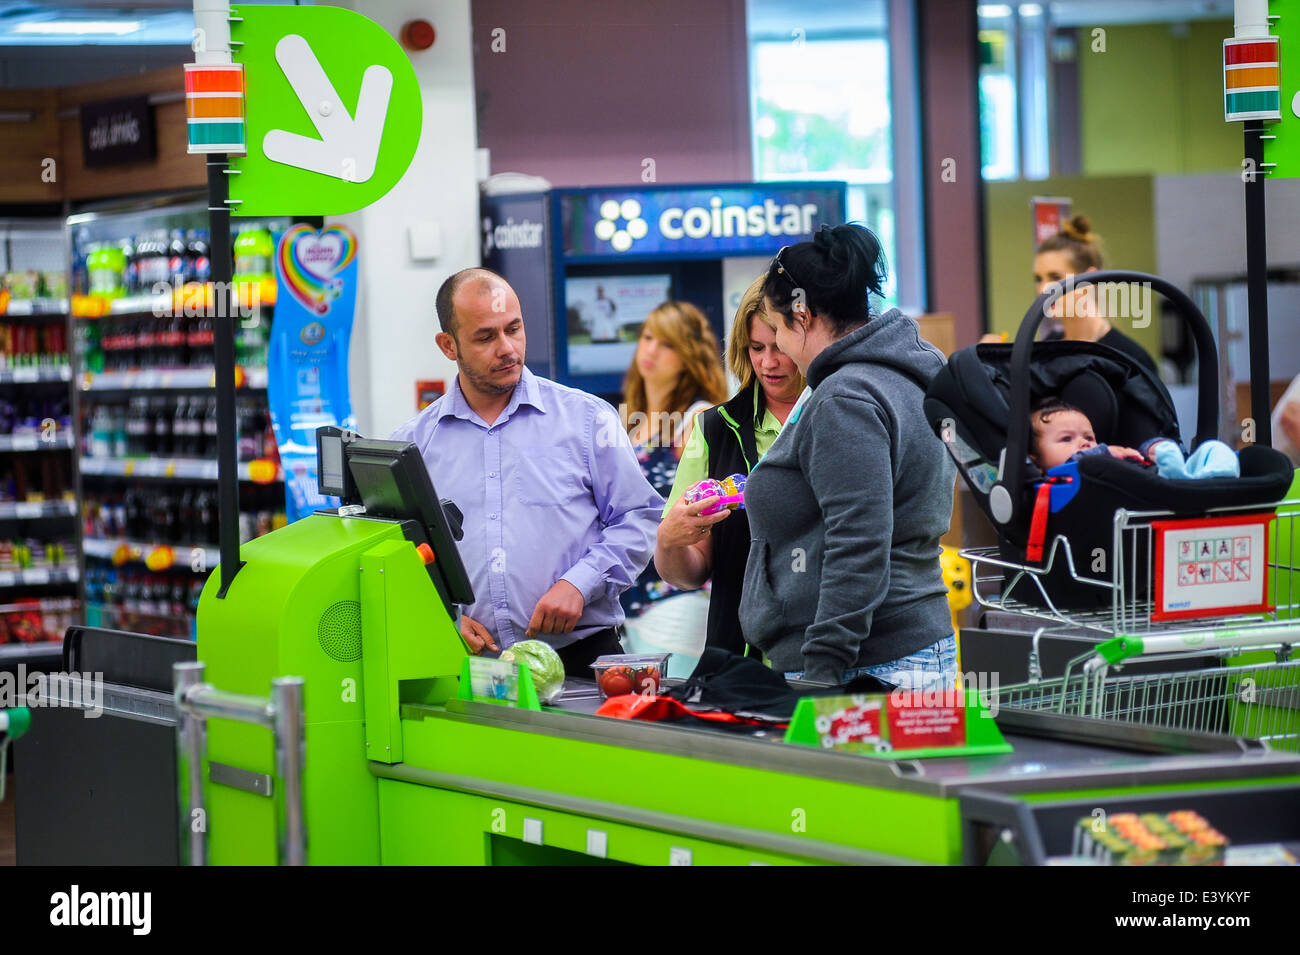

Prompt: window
xmin=747 ymin=0 xmax=912 ymax=308
xmin=978 ymin=3 xmax=1050 ymax=181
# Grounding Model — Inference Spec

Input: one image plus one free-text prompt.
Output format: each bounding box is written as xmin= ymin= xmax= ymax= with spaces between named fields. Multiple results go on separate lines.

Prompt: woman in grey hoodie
xmin=738 ymin=224 xmax=957 ymax=689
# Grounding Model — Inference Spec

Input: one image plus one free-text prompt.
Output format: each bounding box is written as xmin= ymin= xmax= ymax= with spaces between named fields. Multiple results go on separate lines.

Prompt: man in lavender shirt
xmin=390 ymin=268 xmax=663 ymax=676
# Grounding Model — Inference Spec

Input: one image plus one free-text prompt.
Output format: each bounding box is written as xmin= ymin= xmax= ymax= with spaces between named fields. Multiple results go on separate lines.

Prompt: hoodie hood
xmin=806 ymin=308 xmax=947 ymax=392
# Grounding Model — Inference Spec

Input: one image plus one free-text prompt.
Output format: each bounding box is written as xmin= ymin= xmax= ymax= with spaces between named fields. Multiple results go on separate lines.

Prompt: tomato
xmin=599 ymin=666 xmax=635 ymax=697
xmin=633 ymin=666 xmax=660 ymax=694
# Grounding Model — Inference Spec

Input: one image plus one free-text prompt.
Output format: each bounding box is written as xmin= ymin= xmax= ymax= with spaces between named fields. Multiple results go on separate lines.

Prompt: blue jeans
xmin=786 ymin=635 xmax=958 ymax=689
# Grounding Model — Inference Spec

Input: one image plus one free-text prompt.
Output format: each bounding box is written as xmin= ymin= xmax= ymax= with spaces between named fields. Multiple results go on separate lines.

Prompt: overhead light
xmin=13 ymin=20 xmax=144 ymax=36
xmin=1019 ymin=3 xmax=1043 ymax=15
xmin=977 ymin=4 xmax=1014 ymax=17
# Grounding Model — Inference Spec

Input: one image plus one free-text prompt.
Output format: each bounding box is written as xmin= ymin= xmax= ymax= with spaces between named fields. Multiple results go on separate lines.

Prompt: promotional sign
xmin=564 ymin=274 xmax=671 ymax=376
xmin=267 ymin=224 xmax=358 ymax=522
xmin=784 ymin=692 xmax=973 ymax=756
xmin=1152 ymin=513 xmax=1273 ymax=622
xmin=559 ymin=183 xmax=846 ymax=259
xmin=229 ymin=5 xmax=422 ymax=216
xmin=79 ymin=96 xmax=156 ymax=167
xmin=457 ymin=656 xmax=541 ymax=711
xmin=1030 ymin=196 xmax=1071 ymax=245
xmin=480 ymin=192 xmax=552 ymax=377
xmin=783 ymin=685 xmax=1013 ymax=759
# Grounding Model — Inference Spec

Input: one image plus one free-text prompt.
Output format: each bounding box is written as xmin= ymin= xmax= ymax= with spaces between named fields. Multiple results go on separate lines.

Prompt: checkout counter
xmin=176 ymin=430 xmax=1300 ymax=866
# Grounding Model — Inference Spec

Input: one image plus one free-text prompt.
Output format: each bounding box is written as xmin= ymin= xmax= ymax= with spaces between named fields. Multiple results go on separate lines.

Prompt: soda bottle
xmin=136 ymin=315 xmax=157 ymax=369
xmin=137 ymin=230 xmax=170 ymax=290
xmin=186 ymin=229 xmax=211 ymax=284
xmin=171 ymin=574 xmax=187 ymax=618
xmin=152 ymin=397 xmax=172 ymax=457
xmin=173 ymin=398 xmax=191 ymax=456
xmin=194 ymin=488 xmax=215 ymax=544
xmin=233 ymin=228 xmax=274 ymax=284
xmin=167 ymin=230 xmax=188 ymax=285
xmin=202 ymin=397 xmax=218 ymax=458
xmin=122 ymin=237 xmax=137 ymax=294
xmin=153 ymin=488 xmax=176 ymax=544
xmin=122 ymin=487 xmax=139 ymax=539
xmin=178 ymin=487 xmax=196 ymax=542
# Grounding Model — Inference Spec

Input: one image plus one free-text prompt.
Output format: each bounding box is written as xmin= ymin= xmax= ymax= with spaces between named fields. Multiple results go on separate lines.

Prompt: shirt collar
xmin=751 ymin=382 xmax=782 ymax=437
xmin=434 ymin=366 xmax=547 ymax=427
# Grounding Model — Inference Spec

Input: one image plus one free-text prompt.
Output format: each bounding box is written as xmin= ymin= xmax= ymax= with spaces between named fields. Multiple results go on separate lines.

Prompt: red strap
xmin=1025 ymin=481 xmax=1054 ymax=564
xmin=594 ymin=693 xmax=781 ymax=727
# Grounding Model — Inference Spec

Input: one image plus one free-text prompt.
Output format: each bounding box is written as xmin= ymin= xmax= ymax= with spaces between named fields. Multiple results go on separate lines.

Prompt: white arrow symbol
xmin=262 ymin=33 xmax=393 ymax=183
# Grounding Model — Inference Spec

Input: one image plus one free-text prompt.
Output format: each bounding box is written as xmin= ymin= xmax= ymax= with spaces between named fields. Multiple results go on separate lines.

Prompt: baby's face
xmin=1033 ymin=410 xmax=1097 ymax=470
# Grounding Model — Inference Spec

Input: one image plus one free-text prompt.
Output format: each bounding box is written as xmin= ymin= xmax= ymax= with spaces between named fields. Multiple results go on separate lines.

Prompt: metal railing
xmin=173 ymin=661 xmax=306 ymax=865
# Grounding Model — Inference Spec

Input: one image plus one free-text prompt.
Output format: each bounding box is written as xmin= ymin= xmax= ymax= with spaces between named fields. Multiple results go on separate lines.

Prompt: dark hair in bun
xmin=1036 ymin=214 xmax=1103 ymax=272
xmin=762 ymin=222 xmax=888 ymax=337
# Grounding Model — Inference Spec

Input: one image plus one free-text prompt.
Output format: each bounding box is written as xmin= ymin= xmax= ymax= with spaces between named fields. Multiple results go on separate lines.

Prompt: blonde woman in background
xmin=618 ymin=301 xmax=727 ymax=671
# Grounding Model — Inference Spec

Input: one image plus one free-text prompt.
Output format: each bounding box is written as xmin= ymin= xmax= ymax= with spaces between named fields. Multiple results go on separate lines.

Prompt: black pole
xmin=1244 ymin=120 xmax=1272 ymax=447
xmin=208 ymin=155 xmax=244 ymax=597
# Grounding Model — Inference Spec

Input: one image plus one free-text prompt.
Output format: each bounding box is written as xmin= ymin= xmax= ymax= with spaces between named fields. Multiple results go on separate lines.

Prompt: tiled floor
xmin=0 ymin=774 xmax=15 ymax=865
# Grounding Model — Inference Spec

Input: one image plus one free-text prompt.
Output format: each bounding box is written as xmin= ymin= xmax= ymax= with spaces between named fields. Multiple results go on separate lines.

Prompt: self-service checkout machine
xmin=189 ymin=429 xmax=1300 ymax=866
xmin=192 ymin=429 xmax=475 ymax=864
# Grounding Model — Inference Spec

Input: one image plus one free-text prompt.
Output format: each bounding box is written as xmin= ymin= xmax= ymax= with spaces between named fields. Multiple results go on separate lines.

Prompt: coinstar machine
xmin=188 ymin=431 xmax=1300 ymax=866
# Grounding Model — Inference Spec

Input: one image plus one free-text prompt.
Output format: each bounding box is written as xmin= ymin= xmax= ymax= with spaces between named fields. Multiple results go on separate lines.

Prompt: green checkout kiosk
xmin=183 ymin=428 xmax=1300 ymax=866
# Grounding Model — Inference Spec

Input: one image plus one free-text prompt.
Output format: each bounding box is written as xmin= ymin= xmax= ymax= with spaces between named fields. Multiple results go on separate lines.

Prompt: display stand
xmin=784 ymin=688 xmax=1011 ymax=760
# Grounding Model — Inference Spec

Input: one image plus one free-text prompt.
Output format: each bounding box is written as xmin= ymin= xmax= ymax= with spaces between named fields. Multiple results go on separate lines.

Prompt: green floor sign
xmin=230 ymin=4 xmax=422 ymax=216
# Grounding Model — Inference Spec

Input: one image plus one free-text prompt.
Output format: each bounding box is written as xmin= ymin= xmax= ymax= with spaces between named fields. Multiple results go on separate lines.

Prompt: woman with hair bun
xmin=1034 ymin=214 xmax=1157 ymax=373
xmin=738 ymin=223 xmax=958 ymax=689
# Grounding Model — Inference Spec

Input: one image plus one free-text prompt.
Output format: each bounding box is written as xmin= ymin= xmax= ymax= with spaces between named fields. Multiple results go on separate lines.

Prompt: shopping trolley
xmin=977 ymin=496 xmax=1300 ymax=752
xmin=997 ymin=626 xmax=1300 ymax=751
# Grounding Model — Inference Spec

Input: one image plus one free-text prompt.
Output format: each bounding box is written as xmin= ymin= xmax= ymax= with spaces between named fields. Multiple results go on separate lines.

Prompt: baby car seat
xmin=924 ymin=271 xmax=1294 ymax=610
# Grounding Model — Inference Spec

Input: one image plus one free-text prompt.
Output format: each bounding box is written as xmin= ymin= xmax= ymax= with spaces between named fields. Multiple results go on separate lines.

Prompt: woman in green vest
xmin=653 ymin=275 xmax=805 ymax=659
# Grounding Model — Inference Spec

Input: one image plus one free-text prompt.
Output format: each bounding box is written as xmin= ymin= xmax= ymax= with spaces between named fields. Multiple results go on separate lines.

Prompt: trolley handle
xmin=0 ymin=707 xmax=30 ymax=740
xmin=1096 ymin=624 xmax=1300 ymax=664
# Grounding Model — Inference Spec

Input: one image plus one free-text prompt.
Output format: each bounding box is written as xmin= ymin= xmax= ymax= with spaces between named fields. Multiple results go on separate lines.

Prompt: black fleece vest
xmin=697 ymin=382 xmax=764 ymax=655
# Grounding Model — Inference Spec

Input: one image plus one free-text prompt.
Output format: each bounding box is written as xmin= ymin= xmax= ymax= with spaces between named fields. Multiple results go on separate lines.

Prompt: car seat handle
xmin=995 ymin=270 xmax=1219 ymax=527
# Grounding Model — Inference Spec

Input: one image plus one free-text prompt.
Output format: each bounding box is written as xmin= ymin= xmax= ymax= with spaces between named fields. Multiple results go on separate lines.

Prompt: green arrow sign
xmin=230 ymin=4 xmax=422 ymax=216
xmin=1264 ymin=15 xmax=1300 ymax=178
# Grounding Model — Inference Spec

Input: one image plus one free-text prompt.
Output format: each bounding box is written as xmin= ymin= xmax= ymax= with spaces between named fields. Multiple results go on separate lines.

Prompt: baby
xmin=1030 ymin=397 xmax=1239 ymax=479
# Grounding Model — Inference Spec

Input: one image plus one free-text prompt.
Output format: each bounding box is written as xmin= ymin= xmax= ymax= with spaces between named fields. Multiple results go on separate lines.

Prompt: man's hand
xmin=658 ymin=494 xmax=732 ymax=550
xmin=460 ymin=614 xmax=498 ymax=654
xmin=526 ymin=580 xmax=585 ymax=637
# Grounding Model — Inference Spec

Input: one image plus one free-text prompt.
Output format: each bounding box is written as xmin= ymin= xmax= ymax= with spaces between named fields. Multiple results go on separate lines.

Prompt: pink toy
xmin=683 ymin=473 xmax=746 ymax=515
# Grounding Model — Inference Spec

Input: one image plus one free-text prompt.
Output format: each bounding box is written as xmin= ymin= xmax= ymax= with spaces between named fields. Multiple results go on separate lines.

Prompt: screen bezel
xmin=344 ymin=438 xmax=475 ymax=607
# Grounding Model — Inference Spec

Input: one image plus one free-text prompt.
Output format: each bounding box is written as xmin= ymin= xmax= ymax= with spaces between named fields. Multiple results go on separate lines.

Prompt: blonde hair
xmin=1036 ymin=214 xmax=1104 ymax=273
xmin=727 ymin=274 xmax=806 ymax=396
xmin=622 ymin=300 xmax=727 ymax=443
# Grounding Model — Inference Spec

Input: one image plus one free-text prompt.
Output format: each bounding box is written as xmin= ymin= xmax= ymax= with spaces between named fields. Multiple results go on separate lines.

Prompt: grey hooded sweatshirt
xmin=738 ymin=308 xmax=956 ymax=684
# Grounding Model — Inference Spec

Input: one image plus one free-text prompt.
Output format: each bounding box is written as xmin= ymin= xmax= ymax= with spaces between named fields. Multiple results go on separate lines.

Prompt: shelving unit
xmin=0 ymin=218 xmax=79 ymax=651
xmin=68 ymin=195 xmax=292 ymax=639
